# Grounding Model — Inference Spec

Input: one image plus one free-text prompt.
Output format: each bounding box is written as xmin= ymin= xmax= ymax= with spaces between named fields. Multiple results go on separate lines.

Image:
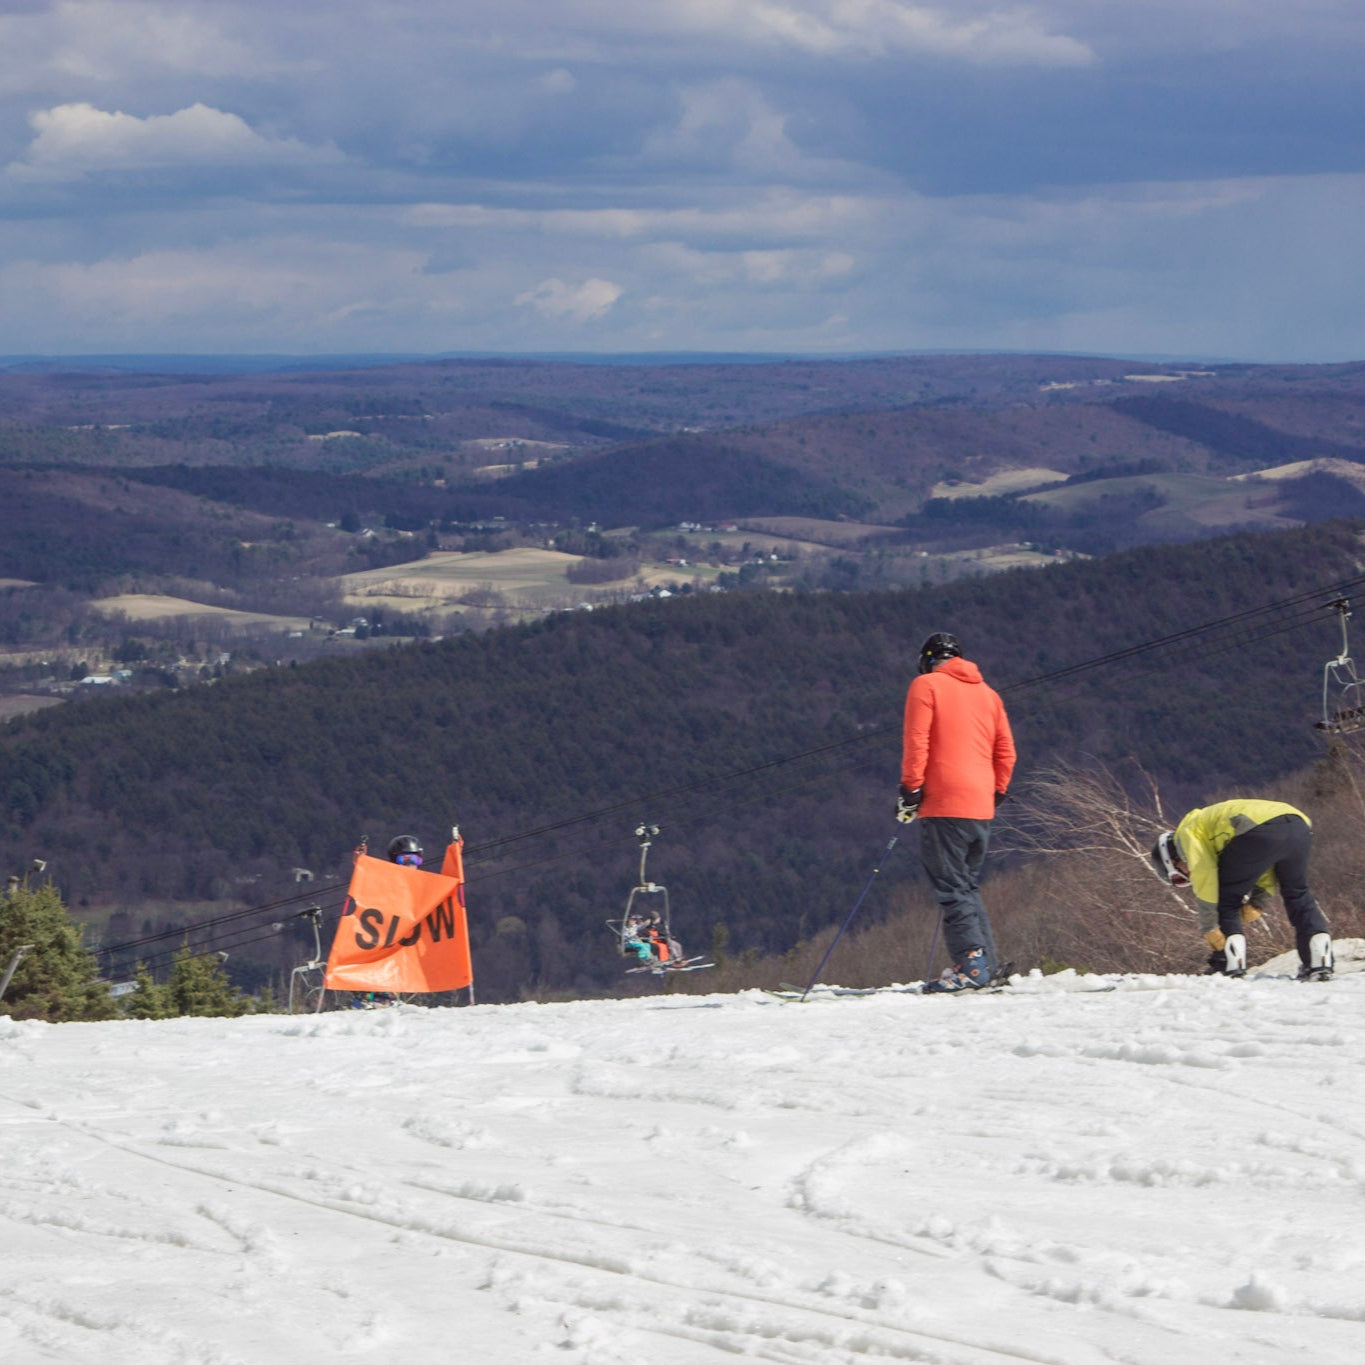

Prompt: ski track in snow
xmin=1 ymin=953 xmax=1363 ymax=1364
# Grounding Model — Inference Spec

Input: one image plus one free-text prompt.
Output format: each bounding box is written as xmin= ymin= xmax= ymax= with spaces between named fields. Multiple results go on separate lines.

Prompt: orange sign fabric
xmin=324 ymin=841 xmax=473 ymax=993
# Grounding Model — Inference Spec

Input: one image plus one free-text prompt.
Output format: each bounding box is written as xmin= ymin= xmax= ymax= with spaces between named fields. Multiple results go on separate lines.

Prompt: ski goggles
xmin=395 ymin=853 xmax=423 ymax=867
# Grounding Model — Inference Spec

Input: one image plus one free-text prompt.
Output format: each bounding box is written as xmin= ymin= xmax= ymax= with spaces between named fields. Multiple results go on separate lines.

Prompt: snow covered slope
xmin=2 ymin=950 xmax=1363 ymax=1364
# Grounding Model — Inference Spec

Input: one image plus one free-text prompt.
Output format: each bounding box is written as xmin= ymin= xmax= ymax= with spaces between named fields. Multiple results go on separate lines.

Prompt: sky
xmin=2 ymin=947 xmax=1363 ymax=1364
xmin=0 ymin=2 xmax=1362 ymax=362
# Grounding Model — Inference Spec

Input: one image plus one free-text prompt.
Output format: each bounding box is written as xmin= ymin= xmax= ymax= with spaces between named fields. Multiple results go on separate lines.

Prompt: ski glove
xmin=896 ymin=785 xmax=922 ymax=823
xmin=994 ymin=790 xmax=1009 ymax=809
xmin=1240 ymin=904 xmax=1262 ymax=925
xmin=1205 ymin=927 xmax=1226 ymax=951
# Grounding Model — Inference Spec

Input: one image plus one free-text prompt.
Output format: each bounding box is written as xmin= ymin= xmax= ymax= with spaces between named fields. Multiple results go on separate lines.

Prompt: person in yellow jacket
xmin=1150 ymin=799 xmax=1333 ymax=980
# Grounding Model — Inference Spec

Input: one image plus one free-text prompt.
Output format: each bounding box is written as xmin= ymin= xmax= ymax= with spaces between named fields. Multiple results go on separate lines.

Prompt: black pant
xmin=919 ymin=816 xmax=998 ymax=974
xmin=1216 ymin=814 xmax=1328 ymax=965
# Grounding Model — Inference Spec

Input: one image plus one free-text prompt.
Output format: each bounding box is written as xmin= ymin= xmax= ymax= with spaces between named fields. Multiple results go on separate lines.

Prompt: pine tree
xmin=0 ymin=880 xmax=115 ymax=1022
xmin=125 ymin=962 xmax=173 ymax=1019
xmin=164 ymin=944 xmax=250 ymax=1018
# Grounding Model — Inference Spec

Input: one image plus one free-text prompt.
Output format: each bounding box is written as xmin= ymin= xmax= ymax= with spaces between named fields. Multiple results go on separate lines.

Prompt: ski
xmin=625 ymin=955 xmax=714 ymax=975
xmin=765 ymin=981 xmax=924 ymax=1001
xmin=762 ymin=977 xmax=1124 ymax=1001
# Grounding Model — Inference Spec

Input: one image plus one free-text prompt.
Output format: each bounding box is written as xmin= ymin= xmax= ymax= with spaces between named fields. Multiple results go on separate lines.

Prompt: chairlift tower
xmin=286 ymin=907 xmax=328 ymax=1014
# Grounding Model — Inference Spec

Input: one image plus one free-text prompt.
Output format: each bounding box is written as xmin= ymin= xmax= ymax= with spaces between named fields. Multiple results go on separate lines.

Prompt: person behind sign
xmin=387 ymin=834 xmax=423 ymax=868
xmin=348 ymin=834 xmax=425 ymax=1006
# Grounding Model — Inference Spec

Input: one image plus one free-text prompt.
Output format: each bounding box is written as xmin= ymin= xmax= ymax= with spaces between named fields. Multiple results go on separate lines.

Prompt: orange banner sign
xmin=325 ymin=841 xmax=473 ymax=994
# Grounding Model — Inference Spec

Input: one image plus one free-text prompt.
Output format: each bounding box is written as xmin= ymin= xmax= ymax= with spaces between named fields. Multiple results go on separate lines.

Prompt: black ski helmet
xmin=917 ymin=632 xmax=963 ymax=675
xmin=387 ymin=834 xmax=423 ymax=863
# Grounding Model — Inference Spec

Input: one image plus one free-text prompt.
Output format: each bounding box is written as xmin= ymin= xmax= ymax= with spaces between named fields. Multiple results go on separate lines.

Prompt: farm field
xmin=0 ymin=694 xmax=62 ymax=720
xmin=931 ymin=465 xmax=1069 ymax=498
xmin=1024 ymin=471 xmax=1302 ymax=532
xmin=733 ymin=516 xmax=902 ymax=546
xmin=1232 ymin=457 xmax=1365 ymax=493
xmin=89 ymin=595 xmax=317 ymax=633
xmin=337 ymin=547 xmax=715 ymax=621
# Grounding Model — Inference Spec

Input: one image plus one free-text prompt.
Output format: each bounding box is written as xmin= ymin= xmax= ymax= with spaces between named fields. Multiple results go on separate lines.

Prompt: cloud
xmin=0 ymin=2 xmax=1361 ymax=360
xmin=0 ymin=0 xmax=265 ymax=93
xmin=538 ymin=68 xmax=578 ymax=95
xmin=661 ymin=0 xmax=1097 ymax=66
xmin=9 ymin=102 xmax=343 ymax=179
xmin=0 ymin=236 xmax=469 ymax=350
xmin=404 ymin=191 xmax=876 ymax=247
xmin=514 ymin=277 xmax=624 ymax=322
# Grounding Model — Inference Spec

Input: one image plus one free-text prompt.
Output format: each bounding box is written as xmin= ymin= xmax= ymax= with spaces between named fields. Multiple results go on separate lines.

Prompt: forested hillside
xmin=2 ymin=519 xmax=1362 ymax=1002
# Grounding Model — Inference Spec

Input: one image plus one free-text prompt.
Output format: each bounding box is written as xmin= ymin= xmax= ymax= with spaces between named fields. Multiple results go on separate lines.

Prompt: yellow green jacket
xmin=1174 ymin=799 xmax=1309 ymax=931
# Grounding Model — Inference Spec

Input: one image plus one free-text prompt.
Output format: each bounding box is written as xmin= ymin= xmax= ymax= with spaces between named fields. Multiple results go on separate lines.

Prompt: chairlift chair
xmin=1315 ymin=598 xmax=1365 ymax=735
xmin=606 ymin=824 xmax=682 ymax=968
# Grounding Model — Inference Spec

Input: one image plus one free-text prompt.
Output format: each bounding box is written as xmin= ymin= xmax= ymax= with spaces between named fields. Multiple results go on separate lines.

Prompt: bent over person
xmin=899 ymin=632 xmax=1016 ymax=992
xmin=1151 ymin=799 xmax=1333 ymax=981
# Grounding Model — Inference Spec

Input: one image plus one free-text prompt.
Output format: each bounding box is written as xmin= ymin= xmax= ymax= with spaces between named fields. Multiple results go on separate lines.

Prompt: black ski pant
xmin=919 ymin=816 xmax=998 ymax=975
xmin=1216 ymin=814 xmax=1328 ymax=966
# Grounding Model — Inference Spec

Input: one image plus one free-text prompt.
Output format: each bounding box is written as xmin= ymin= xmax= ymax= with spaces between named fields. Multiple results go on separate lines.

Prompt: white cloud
xmin=404 ymin=192 xmax=877 ymax=245
xmin=0 ymin=1 xmax=265 ymax=96
xmin=10 ymin=102 xmax=343 ymax=178
xmin=49 ymin=0 xmax=261 ymax=79
xmin=514 ymin=276 xmax=624 ymax=322
xmin=0 ymin=236 xmax=470 ymax=350
xmin=646 ymin=80 xmax=803 ymax=173
xmin=537 ymin=67 xmax=578 ymax=95
xmin=582 ymin=0 xmax=1096 ymax=66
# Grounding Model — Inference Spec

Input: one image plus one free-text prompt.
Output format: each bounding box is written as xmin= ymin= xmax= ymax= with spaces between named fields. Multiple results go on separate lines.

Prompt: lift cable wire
xmin=464 ymin=571 xmax=1365 ymax=863
xmin=112 ymin=746 xmax=891 ymax=975
xmin=97 ymin=573 xmax=1365 ymax=972
xmin=97 ymin=883 xmax=347 ymax=961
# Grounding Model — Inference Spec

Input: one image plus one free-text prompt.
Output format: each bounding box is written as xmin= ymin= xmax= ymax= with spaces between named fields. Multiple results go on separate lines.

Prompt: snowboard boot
xmin=1223 ymin=933 xmax=1247 ymax=978
xmin=1298 ymin=932 xmax=1334 ymax=983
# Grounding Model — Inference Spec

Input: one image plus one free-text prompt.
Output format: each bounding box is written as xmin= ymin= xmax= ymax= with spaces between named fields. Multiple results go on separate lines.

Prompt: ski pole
xmin=799 ymin=835 xmax=899 ymax=1000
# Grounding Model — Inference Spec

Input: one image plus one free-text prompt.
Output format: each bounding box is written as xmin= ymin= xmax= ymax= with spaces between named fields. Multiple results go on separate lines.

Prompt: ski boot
xmin=1297 ymin=933 xmax=1334 ymax=983
xmin=1223 ymin=933 xmax=1247 ymax=978
xmin=923 ymin=948 xmax=989 ymax=994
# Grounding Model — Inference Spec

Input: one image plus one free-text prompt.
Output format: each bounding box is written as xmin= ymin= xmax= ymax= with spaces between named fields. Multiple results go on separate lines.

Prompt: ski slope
xmin=2 ymin=948 xmax=1363 ymax=1365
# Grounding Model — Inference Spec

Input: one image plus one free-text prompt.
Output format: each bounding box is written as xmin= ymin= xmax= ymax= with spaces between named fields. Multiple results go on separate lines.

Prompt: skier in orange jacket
xmin=899 ymin=632 xmax=1016 ymax=992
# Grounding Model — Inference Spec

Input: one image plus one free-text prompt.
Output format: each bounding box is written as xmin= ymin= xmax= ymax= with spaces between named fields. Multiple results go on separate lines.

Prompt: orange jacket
xmin=901 ymin=657 xmax=1016 ymax=819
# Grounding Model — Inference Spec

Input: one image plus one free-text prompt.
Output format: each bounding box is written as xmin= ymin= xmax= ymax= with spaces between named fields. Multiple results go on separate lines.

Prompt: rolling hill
xmin=2 ymin=518 xmax=1362 ymax=1003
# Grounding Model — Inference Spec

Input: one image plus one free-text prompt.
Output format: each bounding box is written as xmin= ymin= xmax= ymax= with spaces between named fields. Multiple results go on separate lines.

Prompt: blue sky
xmin=0 ymin=0 xmax=1361 ymax=361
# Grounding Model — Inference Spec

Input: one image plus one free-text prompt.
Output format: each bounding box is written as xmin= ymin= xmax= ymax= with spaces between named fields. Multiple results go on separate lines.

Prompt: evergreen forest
xmin=2 ymin=518 xmax=1362 ymax=1005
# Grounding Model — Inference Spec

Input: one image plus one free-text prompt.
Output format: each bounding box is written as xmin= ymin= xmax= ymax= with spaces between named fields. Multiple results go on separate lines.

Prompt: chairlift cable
xmin=103 ymin=568 xmax=1365 ymax=965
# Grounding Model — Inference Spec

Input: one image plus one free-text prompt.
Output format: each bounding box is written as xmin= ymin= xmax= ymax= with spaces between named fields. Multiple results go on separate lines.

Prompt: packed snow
xmin=2 ymin=947 xmax=1364 ymax=1365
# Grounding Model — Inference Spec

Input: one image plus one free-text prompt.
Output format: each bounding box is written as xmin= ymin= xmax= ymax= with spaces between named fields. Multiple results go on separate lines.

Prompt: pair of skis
xmin=763 ymin=978 xmax=1020 ymax=1002
xmin=625 ymin=954 xmax=714 ymax=975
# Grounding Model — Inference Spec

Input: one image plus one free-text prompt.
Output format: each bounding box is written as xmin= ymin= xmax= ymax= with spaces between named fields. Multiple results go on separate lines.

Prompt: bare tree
xmin=1002 ymin=759 xmax=1206 ymax=974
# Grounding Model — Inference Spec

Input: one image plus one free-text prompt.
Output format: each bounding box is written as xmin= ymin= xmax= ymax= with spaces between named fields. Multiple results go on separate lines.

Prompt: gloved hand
xmin=1204 ymin=927 xmax=1226 ymax=950
xmin=994 ymin=790 xmax=1009 ymax=810
xmin=896 ymin=785 xmax=922 ymax=824
xmin=1240 ymin=904 xmax=1262 ymax=925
